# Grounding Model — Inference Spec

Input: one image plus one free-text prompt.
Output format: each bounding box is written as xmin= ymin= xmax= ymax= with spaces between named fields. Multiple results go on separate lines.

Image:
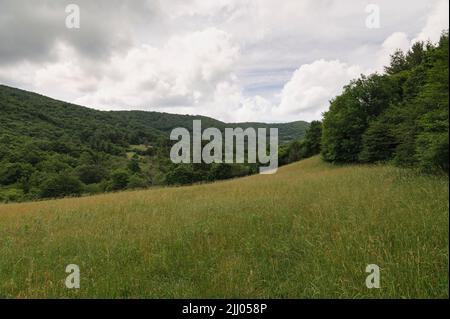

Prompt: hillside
xmin=0 ymin=157 xmax=448 ymax=298
xmin=113 ymin=110 xmax=310 ymax=144
xmin=0 ymin=85 xmax=309 ymax=202
xmin=0 ymin=85 xmax=309 ymax=144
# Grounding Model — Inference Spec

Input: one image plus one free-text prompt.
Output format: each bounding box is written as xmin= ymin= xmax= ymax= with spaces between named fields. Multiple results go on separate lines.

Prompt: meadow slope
xmin=0 ymin=157 xmax=448 ymax=298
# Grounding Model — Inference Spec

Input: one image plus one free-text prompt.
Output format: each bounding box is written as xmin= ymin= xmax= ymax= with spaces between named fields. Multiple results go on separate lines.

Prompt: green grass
xmin=0 ymin=157 xmax=448 ymax=298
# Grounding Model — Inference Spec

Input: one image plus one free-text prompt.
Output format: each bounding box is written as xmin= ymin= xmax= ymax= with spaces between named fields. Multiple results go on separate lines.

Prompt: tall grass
xmin=0 ymin=157 xmax=448 ymax=298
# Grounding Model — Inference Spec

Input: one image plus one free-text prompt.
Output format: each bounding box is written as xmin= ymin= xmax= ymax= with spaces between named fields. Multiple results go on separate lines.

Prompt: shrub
xmin=110 ymin=169 xmax=130 ymax=190
xmin=39 ymin=172 xmax=84 ymax=198
xmin=0 ymin=162 xmax=34 ymax=186
xmin=127 ymin=174 xmax=148 ymax=189
xmin=76 ymin=165 xmax=107 ymax=184
xmin=166 ymin=165 xmax=197 ymax=185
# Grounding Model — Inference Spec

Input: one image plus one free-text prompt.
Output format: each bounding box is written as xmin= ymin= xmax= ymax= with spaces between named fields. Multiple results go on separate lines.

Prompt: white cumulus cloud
xmin=274 ymin=60 xmax=364 ymax=121
xmin=413 ymin=0 xmax=449 ymax=44
xmin=75 ymin=28 xmax=240 ymax=111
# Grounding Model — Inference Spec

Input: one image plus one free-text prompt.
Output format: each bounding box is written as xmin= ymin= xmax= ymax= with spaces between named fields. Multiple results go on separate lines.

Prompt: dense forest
xmin=321 ymin=31 xmax=449 ymax=172
xmin=0 ymin=85 xmax=309 ymax=202
xmin=280 ymin=31 xmax=449 ymax=173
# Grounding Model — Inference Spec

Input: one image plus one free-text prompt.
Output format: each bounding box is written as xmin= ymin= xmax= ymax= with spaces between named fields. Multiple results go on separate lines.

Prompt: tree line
xmin=280 ymin=31 xmax=449 ymax=173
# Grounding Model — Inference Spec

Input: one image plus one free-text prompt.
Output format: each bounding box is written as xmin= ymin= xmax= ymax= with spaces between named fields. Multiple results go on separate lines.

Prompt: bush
xmin=127 ymin=174 xmax=148 ymax=189
xmin=166 ymin=165 xmax=197 ymax=185
xmin=39 ymin=172 xmax=84 ymax=198
xmin=0 ymin=188 xmax=24 ymax=203
xmin=0 ymin=162 xmax=34 ymax=186
xmin=76 ymin=165 xmax=107 ymax=184
xmin=110 ymin=169 xmax=130 ymax=190
xmin=302 ymin=121 xmax=322 ymax=157
xmin=286 ymin=140 xmax=305 ymax=163
xmin=208 ymin=163 xmax=233 ymax=181
xmin=127 ymin=154 xmax=141 ymax=173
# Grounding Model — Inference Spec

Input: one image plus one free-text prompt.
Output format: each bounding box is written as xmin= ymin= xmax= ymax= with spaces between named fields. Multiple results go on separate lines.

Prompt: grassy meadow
xmin=0 ymin=157 xmax=448 ymax=298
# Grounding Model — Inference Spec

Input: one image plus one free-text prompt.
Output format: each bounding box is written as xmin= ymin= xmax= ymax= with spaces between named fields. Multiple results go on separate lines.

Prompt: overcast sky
xmin=0 ymin=0 xmax=448 ymax=122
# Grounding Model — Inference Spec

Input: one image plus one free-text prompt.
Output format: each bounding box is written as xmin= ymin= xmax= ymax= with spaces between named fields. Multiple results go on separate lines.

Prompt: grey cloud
xmin=0 ymin=0 xmax=447 ymax=122
xmin=0 ymin=0 xmax=160 ymax=65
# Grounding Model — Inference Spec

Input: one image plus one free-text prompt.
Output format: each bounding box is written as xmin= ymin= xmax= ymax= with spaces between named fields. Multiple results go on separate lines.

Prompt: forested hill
xmin=321 ymin=31 xmax=449 ymax=173
xmin=0 ymin=85 xmax=163 ymax=152
xmin=0 ymin=85 xmax=309 ymax=146
xmin=0 ymin=84 xmax=309 ymax=202
xmin=114 ymin=110 xmax=310 ymax=144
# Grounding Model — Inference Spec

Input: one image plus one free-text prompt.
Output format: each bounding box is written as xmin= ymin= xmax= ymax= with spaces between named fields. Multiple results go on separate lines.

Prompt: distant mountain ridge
xmin=0 ymin=84 xmax=309 ymax=144
xmin=115 ymin=110 xmax=310 ymax=144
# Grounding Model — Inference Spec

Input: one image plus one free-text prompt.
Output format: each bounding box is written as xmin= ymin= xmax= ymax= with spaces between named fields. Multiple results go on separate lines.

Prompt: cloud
xmin=413 ymin=0 xmax=449 ymax=44
xmin=0 ymin=0 xmax=448 ymax=123
xmin=273 ymin=60 xmax=363 ymax=121
xmin=217 ymin=59 xmax=364 ymax=123
xmin=232 ymin=59 xmax=364 ymax=123
xmin=0 ymin=0 xmax=158 ymax=65
xmin=235 ymin=95 xmax=275 ymax=123
xmin=75 ymin=28 xmax=240 ymax=112
xmin=374 ymin=0 xmax=448 ymax=72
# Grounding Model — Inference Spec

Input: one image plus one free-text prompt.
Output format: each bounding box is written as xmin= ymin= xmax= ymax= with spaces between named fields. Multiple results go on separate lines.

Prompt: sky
xmin=0 ymin=0 xmax=448 ymax=123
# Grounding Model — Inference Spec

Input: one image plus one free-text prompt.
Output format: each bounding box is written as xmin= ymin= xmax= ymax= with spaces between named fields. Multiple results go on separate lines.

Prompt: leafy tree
xmin=321 ymin=87 xmax=369 ymax=162
xmin=322 ymin=74 xmax=402 ymax=162
xmin=76 ymin=165 xmax=107 ymax=184
xmin=39 ymin=172 xmax=83 ymax=198
xmin=208 ymin=163 xmax=233 ymax=181
xmin=110 ymin=169 xmax=130 ymax=190
xmin=416 ymin=126 xmax=449 ymax=172
xmin=128 ymin=154 xmax=141 ymax=173
xmin=127 ymin=174 xmax=148 ymax=189
xmin=359 ymin=117 xmax=397 ymax=163
xmin=406 ymin=42 xmax=427 ymax=69
xmin=0 ymin=188 xmax=24 ymax=203
xmin=36 ymin=155 xmax=73 ymax=174
xmin=166 ymin=165 xmax=197 ymax=185
xmin=385 ymin=50 xmax=409 ymax=75
xmin=0 ymin=162 xmax=34 ymax=185
xmin=287 ymin=140 xmax=305 ymax=163
xmin=302 ymin=121 xmax=322 ymax=157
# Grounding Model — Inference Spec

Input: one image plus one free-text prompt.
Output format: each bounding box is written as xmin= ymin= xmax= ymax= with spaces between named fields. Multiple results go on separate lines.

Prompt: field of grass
xmin=0 ymin=157 xmax=448 ymax=298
